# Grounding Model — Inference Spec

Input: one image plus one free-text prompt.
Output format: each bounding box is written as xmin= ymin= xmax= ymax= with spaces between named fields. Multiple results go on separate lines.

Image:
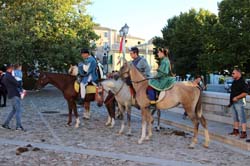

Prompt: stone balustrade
xmin=168 ymin=91 xmax=250 ymax=128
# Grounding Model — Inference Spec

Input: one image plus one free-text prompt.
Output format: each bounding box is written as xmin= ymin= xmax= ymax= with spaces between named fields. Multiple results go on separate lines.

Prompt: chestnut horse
xmin=119 ymin=62 xmax=210 ymax=148
xmin=68 ymin=65 xmax=118 ymax=126
xmin=36 ymin=72 xmax=101 ymax=128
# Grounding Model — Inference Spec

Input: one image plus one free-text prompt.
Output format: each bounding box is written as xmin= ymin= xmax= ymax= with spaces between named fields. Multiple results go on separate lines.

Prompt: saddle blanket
xmin=74 ymin=81 xmax=96 ymax=94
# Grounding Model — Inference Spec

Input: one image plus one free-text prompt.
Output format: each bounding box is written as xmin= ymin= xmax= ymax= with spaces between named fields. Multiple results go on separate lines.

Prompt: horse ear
xmin=113 ymin=74 xmax=120 ymax=80
xmin=123 ymin=58 xmax=128 ymax=64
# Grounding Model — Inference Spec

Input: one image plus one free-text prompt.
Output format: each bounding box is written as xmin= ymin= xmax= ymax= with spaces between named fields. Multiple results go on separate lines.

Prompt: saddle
xmin=74 ymin=81 xmax=96 ymax=94
xmin=150 ymin=91 xmax=166 ymax=104
xmin=148 ymin=86 xmax=174 ymax=105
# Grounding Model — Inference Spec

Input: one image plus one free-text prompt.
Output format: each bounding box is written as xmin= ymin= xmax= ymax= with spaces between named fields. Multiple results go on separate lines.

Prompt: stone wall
xmin=168 ymin=91 xmax=250 ymax=128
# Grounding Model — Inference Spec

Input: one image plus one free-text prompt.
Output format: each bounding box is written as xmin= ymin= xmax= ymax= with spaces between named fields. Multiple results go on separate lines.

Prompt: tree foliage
xmin=153 ymin=0 xmax=250 ymax=76
xmin=217 ymin=0 xmax=250 ymax=73
xmin=0 ymin=0 xmax=98 ymax=71
xmin=154 ymin=9 xmax=217 ymax=77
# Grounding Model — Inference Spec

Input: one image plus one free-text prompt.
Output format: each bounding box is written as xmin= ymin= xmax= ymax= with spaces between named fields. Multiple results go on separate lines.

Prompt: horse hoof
xmin=74 ymin=125 xmax=79 ymax=128
xmin=126 ymin=133 xmax=132 ymax=137
xmin=188 ymin=144 xmax=195 ymax=149
xmin=156 ymin=128 xmax=160 ymax=132
xmin=203 ymin=143 xmax=209 ymax=148
xmin=83 ymin=117 xmax=90 ymax=120
xmin=116 ymin=132 xmax=122 ymax=136
xmin=105 ymin=123 xmax=111 ymax=126
xmin=145 ymin=135 xmax=152 ymax=141
xmin=138 ymin=139 xmax=143 ymax=144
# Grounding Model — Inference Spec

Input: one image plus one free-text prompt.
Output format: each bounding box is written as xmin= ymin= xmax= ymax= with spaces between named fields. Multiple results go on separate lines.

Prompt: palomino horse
xmin=97 ymin=78 xmax=138 ymax=135
xmin=68 ymin=65 xmax=118 ymax=126
xmin=119 ymin=62 xmax=210 ymax=148
xmin=36 ymin=72 xmax=100 ymax=128
xmin=96 ymin=77 xmax=162 ymax=133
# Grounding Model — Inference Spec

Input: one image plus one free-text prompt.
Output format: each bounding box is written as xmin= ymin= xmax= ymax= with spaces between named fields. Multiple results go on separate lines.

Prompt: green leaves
xmin=0 ymin=0 xmax=98 ymax=71
xmin=153 ymin=0 xmax=250 ymax=77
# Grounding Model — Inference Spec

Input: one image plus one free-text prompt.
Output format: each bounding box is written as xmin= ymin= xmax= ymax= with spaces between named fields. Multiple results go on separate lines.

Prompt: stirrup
xmin=150 ymin=100 xmax=157 ymax=105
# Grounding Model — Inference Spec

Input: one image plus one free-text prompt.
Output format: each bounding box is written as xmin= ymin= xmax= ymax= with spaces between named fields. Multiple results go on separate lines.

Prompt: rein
xmin=113 ymin=81 xmax=125 ymax=96
xmin=120 ymin=67 xmax=161 ymax=84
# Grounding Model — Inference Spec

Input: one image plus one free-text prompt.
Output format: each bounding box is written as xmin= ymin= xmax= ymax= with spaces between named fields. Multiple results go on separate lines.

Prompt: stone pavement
xmin=133 ymin=110 xmax=250 ymax=152
xmin=0 ymin=85 xmax=250 ymax=166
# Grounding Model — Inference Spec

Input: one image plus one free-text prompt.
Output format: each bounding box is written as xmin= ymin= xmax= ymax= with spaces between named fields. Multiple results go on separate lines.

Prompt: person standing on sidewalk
xmin=12 ymin=64 xmax=26 ymax=99
xmin=228 ymin=68 xmax=248 ymax=139
xmin=1 ymin=64 xmax=25 ymax=131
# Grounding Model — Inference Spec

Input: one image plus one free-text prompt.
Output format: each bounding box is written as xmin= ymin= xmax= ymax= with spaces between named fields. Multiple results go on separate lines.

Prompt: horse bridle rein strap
xmin=130 ymin=77 xmax=162 ymax=84
xmin=120 ymin=68 xmax=162 ymax=84
xmin=114 ymin=81 xmax=125 ymax=96
xmin=98 ymin=82 xmax=125 ymax=105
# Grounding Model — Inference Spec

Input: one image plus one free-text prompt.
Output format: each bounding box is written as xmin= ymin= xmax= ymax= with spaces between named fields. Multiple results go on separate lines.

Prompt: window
xmin=104 ymin=32 xmax=108 ymax=38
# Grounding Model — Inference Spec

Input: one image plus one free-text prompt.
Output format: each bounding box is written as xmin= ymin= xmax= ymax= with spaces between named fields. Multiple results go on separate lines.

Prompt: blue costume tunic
xmin=78 ymin=56 xmax=98 ymax=84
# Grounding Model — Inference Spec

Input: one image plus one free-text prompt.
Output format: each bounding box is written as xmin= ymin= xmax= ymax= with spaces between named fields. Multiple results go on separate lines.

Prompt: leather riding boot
xmin=240 ymin=131 xmax=247 ymax=139
xmin=228 ymin=128 xmax=239 ymax=136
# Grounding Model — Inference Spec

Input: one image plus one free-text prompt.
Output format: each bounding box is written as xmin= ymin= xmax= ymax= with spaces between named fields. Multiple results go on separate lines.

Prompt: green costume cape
xmin=149 ymin=57 xmax=175 ymax=91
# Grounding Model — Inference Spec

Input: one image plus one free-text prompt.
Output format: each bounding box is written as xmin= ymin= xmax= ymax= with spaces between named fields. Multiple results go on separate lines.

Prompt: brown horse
xmin=119 ymin=62 xmax=210 ymax=148
xmin=36 ymin=72 xmax=101 ymax=128
xmin=68 ymin=65 xmax=118 ymax=126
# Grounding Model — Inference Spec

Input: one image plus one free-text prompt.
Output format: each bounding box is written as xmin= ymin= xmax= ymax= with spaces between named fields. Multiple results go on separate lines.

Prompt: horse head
xmin=119 ymin=61 xmax=131 ymax=80
xmin=68 ymin=65 xmax=78 ymax=76
xmin=36 ymin=72 xmax=49 ymax=90
xmin=95 ymin=82 xmax=105 ymax=107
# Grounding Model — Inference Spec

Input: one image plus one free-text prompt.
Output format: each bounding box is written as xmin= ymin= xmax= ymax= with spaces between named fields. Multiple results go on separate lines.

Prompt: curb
xmin=132 ymin=111 xmax=250 ymax=151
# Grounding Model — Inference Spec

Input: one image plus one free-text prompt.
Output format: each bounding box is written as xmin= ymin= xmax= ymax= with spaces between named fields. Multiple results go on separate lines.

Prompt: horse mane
xmin=101 ymin=78 xmax=124 ymax=92
xmin=130 ymin=64 xmax=148 ymax=89
xmin=44 ymin=72 xmax=75 ymax=78
xmin=43 ymin=72 xmax=76 ymax=85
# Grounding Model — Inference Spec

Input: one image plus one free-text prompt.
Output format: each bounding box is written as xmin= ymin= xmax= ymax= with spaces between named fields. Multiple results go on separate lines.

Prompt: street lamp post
xmin=104 ymin=45 xmax=110 ymax=74
xmin=119 ymin=23 xmax=129 ymax=65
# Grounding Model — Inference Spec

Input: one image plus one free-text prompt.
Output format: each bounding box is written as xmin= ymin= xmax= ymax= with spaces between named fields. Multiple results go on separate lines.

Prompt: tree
xmin=217 ymin=0 xmax=250 ymax=73
xmin=154 ymin=9 xmax=218 ymax=78
xmin=0 ymin=0 xmax=98 ymax=71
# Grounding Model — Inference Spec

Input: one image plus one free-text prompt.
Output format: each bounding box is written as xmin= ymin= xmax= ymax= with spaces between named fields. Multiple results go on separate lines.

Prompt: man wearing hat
xmin=78 ymin=49 xmax=98 ymax=103
xmin=129 ymin=47 xmax=151 ymax=78
xmin=1 ymin=64 xmax=25 ymax=131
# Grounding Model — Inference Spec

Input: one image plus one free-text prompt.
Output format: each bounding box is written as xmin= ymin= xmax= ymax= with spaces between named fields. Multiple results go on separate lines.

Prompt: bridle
xmin=37 ymin=73 xmax=48 ymax=89
xmin=97 ymin=80 xmax=125 ymax=105
xmin=119 ymin=65 xmax=152 ymax=84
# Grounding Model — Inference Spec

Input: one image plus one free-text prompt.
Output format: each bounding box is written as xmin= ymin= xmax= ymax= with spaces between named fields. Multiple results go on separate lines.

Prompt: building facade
xmin=93 ymin=26 xmax=157 ymax=73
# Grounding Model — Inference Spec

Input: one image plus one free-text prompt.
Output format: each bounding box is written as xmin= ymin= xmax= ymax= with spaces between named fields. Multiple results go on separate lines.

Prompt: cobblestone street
xmin=0 ymin=86 xmax=250 ymax=166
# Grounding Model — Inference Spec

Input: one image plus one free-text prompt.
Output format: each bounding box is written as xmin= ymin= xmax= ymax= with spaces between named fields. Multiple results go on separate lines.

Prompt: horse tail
xmin=195 ymin=90 xmax=202 ymax=118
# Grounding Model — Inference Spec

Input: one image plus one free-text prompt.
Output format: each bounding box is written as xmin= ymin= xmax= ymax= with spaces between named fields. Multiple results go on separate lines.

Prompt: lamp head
xmin=123 ymin=23 xmax=129 ymax=35
xmin=119 ymin=29 xmax=124 ymax=37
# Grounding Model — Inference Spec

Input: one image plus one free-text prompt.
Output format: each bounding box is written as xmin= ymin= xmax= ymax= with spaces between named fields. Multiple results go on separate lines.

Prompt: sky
xmin=87 ymin=0 xmax=222 ymax=41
